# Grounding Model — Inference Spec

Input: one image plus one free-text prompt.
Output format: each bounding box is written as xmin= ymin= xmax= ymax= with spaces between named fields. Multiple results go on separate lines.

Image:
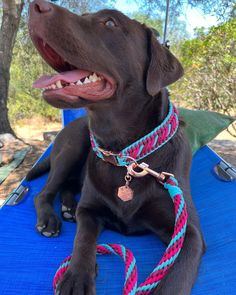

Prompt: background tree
xmin=58 ymin=0 xmax=115 ymax=13
xmin=9 ymin=13 xmax=59 ymax=121
xmin=138 ymin=0 xmax=235 ymax=20
xmin=133 ymin=12 xmax=189 ymax=42
xmin=171 ymin=19 xmax=236 ymax=136
xmin=0 ymin=0 xmax=24 ymax=134
xmin=136 ymin=0 xmax=235 ymax=48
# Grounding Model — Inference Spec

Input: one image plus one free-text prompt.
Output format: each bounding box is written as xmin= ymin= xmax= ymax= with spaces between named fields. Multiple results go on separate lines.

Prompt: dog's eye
xmin=105 ymin=19 xmax=116 ymax=27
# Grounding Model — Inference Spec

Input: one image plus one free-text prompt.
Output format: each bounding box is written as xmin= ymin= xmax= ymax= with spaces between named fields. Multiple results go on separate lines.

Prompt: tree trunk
xmin=0 ymin=0 xmax=24 ymax=135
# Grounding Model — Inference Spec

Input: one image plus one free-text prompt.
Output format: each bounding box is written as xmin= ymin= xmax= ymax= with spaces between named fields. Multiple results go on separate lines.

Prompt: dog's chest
xmin=89 ymin=162 xmax=164 ymax=216
xmin=85 ymin=151 xmax=176 ymax=234
xmin=89 ymin=172 xmax=171 ymax=235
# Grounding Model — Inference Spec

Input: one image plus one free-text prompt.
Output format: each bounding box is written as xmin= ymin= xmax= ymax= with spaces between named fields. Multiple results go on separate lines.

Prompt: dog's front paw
xmin=56 ymin=268 xmax=96 ymax=295
xmin=36 ymin=209 xmax=61 ymax=237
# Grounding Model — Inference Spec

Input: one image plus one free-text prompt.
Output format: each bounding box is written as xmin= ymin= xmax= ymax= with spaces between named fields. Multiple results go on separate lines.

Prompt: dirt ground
xmin=0 ymin=118 xmax=235 ymax=205
xmin=0 ymin=118 xmax=61 ymax=204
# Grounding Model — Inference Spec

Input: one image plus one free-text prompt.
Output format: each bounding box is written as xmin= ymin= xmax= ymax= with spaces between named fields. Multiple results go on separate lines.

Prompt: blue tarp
xmin=0 ymin=110 xmax=235 ymax=295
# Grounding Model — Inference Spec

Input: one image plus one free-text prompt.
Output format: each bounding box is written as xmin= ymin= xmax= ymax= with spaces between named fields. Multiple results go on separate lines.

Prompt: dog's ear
xmin=146 ymin=28 xmax=184 ymax=96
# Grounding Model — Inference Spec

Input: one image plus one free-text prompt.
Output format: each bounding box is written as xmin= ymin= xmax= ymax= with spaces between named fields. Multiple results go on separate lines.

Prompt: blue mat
xmin=0 ymin=111 xmax=235 ymax=294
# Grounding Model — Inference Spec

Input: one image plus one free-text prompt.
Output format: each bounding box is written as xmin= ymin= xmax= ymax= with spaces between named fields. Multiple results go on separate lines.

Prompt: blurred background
xmin=0 ymin=0 xmax=235 ymax=200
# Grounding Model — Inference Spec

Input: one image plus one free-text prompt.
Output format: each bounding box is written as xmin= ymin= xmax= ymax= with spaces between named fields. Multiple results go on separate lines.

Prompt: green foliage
xmin=137 ymin=0 xmax=235 ymax=21
xmin=9 ymin=16 xmax=60 ymax=122
xmin=132 ymin=13 xmax=189 ymax=47
xmin=58 ymin=0 xmax=115 ymax=13
xmin=171 ymin=19 xmax=236 ymax=121
xmin=132 ymin=13 xmax=163 ymax=33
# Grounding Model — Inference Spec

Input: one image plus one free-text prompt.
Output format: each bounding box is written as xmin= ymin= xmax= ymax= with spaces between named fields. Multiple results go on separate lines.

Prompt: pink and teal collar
xmin=90 ymin=100 xmax=179 ymax=166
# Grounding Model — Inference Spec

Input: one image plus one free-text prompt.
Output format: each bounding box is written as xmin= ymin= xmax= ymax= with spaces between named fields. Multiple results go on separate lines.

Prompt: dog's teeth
xmin=84 ymin=77 xmax=91 ymax=84
xmin=56 ymin=80 xmax=63 ymax=89
xmin=89 ymin=73 xmax=99 ymax=82
xmin=70 ymin=83 xmax=75 ymax=86
xmin=51 ymin=84 xmax=56 ymax=89
xmin=93 ymin=73 xmax=99 ymax=81
xmin=76 ymin=80 xmax=83 ymax=85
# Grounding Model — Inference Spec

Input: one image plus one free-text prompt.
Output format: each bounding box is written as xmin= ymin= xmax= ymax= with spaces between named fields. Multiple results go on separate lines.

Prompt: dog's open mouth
xmin=32 ymin=37 xmax=117 ymax=103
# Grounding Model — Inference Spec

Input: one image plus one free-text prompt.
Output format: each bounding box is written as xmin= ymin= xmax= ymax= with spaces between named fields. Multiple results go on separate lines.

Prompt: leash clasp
xmin=127 ymin=162 xmax=174 ymax=183
xmin=158 ymin=172 xmax=175 ymax=184
xmin=127 ymin=162 xmax=149 ymax=177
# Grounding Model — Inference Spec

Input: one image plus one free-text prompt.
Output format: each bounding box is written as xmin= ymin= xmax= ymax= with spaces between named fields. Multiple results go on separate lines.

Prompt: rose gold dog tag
xmin=117 ymin=185 xmax=134 ymax=202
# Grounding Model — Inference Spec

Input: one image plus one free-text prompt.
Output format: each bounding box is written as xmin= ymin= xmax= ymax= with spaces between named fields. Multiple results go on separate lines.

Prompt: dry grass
xmin=13 ymin=116 xmax=61 ymax=141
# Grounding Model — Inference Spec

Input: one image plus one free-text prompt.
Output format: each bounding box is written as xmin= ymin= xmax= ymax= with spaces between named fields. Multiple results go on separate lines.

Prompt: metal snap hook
xmin=127 ymin=162 xmax=149 ymax=177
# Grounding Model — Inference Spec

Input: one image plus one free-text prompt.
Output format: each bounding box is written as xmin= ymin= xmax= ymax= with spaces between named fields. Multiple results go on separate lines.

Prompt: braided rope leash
xmin=53 ymin=244 xmax=138 ymax=294
xmin=53 ymin=176 xmax=187 ymax=294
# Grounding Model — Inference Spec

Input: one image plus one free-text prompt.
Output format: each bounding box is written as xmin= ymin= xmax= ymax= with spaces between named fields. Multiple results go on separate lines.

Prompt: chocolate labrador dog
xmin=28 ymin=0 xmax=205 ymax=294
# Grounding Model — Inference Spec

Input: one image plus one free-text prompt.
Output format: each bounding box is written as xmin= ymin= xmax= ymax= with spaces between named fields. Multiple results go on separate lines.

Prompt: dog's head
xmin=29 ymin=0 xmax=183 ymax=109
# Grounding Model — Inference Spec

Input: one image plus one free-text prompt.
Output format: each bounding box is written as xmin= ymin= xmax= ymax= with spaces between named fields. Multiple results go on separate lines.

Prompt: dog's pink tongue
xmin=33 ymin=70 xmax=91 ymax=88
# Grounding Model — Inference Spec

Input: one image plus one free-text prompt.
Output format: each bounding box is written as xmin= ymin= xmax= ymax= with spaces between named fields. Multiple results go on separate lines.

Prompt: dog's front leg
xmin=34 ymin=153 xmax=80 ymax=237
xmin=155 ymin=223 xmax=204 ymax=295
xmin=56 ymin=206 xmax=102 ymax=295
xmin=140 ymin=200 xmax=205 ymax=295
xmin=35 ymin=118 xmax=90 ymax=237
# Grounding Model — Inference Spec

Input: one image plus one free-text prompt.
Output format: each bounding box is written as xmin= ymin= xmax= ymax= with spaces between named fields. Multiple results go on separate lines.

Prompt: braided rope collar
xmin=90 ymin=100 xmax=179 ymax=166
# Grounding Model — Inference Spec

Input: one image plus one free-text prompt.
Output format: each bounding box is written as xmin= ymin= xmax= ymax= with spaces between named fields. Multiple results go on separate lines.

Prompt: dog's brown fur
xmin=28 ymin=1 xmax=205 ymax=294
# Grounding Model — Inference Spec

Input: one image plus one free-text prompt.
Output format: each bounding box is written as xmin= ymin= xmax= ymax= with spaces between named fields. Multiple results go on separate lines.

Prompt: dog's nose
xmin=32 ymin=0 xmax=52 ymax=14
